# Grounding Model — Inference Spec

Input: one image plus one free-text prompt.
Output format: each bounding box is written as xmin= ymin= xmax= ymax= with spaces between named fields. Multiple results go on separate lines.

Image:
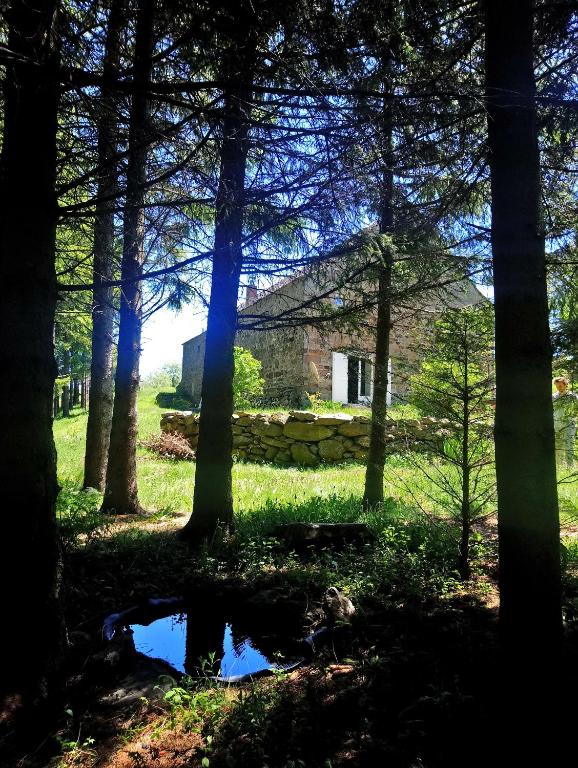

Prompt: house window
xmin=347 ymin=357 xmax=359 ymax=403
xmin=332 ymin=352 xmax=379 ymax=404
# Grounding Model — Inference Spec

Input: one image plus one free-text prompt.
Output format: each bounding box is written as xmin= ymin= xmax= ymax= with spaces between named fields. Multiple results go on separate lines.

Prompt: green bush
xmin=234 ymin=346 xmax=265 ymax=408
xmin=155 ymin=391 xmax=193 ymax=410
xmin=56 ymin=481 xmax=107 ymax=549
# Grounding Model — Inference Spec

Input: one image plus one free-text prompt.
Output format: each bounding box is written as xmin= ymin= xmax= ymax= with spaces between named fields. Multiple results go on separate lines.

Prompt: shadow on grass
xmin=62 ymin=490 xmax=490 ymax=629
xmin=54 ymin=408 xmax=87 ymax=422
xmin=203 ymin=595 xmax=499 ymax=768
xmin=55 ymin=489 xmax=507 ymax=768
xmin=64 ymin=528 xmax=201 ymax=632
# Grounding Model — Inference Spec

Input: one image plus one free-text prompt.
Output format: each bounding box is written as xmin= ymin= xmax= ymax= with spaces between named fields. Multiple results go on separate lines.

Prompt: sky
xmin=140 ymin=304 xmax=204 ymax=376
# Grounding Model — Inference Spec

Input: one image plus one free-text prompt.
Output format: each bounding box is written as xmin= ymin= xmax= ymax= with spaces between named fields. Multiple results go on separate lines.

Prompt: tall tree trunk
xmin=484 ymin=0 xmax=561 ymax=754
xmin=485 ymin=0 xmax=561 ymax=654
xmin=81 ymin=374 xmax=87 ymax=409
xmin=102 ymin=0 xmax=154 ymax=515
xmin=84 ymin=0 xmax=125 ymax=490
xmin=0 ymin=0 xmax=63 ymax=704
xmin=180 ymin=81 xmax=254 ymax=544
xmin=364 ymin=77 xmax=394 ymax=508
xmin=363 ymin=256 xmax=392 ymax=507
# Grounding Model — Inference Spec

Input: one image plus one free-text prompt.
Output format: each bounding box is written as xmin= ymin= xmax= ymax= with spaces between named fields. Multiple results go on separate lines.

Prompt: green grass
xmin=54 ymin=386 xmax=578 ymax=528
xmin=54 ymin=387 xmax=396 ymax=517
xmin=53 ymin=388 xmax=578 ymax=768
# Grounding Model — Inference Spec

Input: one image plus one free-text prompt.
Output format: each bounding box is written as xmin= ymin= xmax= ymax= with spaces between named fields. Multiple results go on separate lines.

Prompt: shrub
xmin=155 ymin=391 xmax=193 ymax=410
xmin=142 ymin=431 xmax=195 ymax=460
xmin=305 ymin=391 xmax=345 ymax=412
xmin=234 ymin=346 xmax=265 ymax=408
xmin=56 ymin=482 xmax=107 ymax=549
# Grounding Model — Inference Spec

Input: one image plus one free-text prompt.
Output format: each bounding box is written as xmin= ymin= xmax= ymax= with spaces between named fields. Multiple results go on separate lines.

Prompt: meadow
xmin=50 ymin=387 xmax=578 ymax=768
xmin=54 ymin=385 xmax=578 ymax=530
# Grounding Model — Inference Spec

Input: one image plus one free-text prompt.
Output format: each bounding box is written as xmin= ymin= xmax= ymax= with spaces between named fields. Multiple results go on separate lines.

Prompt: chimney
xmin=246 ymin=284 xmax=258 ymax=303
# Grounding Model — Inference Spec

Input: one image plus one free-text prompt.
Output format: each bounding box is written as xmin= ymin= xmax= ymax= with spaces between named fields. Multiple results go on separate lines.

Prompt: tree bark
xmin=363 ymin=76 xmax=394 ymax=508
xmin=81 ymin=374 xmax=87 ymax=410
xmin=363 ymin=258 xmax=392 ymax=507
xmin=0 ymin=0 xmax=63 ymax=703
xmin=180 ymin=80 xmax=254 ymax=544
xmin=459 ymin=352 xmax=471 ymax=581
xmin=485 ymin=0 xmax=561 ymax=653
xmin=62 ymin=384 xmax=70 ymax=417
xmin=102 ymin=0 xmax=154 ymax=515
xmin=484 ymin=0 xmax=561 ymax=752
xmin=84 ymin=0 xmax=125 ymax=491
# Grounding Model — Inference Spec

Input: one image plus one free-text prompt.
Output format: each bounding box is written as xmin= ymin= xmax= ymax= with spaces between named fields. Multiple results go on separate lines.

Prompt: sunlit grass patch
xmin=53 ymin=385 xmax=578 ymax=534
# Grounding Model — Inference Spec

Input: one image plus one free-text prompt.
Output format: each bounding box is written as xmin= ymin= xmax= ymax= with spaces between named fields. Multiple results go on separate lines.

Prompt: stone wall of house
xmin=179 ymin=278 xmax=309 ymax=406
xmin=236 ymin=275 xmax=311 ymax=404
xmin=302 ymin=307 xmax=425 ymax=404
xmin=180 ymin=334 xmax=206 ymax=403
xmin=160 ymin=409 xmax=450 ymax=465
xmin=178 ymin=272 xmax=484 ymax=407
xmin=238 ymin=323 xmax=307 ymax=405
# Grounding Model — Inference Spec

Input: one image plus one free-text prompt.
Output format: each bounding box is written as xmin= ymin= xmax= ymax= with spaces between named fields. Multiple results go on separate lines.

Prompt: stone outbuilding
xmin=179 ymin=268 xmax=484 ymax=407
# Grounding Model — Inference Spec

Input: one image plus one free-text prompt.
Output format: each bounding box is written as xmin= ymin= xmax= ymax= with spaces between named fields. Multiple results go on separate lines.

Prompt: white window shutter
xmin=331 ymin=352 xmax=348 ymax=402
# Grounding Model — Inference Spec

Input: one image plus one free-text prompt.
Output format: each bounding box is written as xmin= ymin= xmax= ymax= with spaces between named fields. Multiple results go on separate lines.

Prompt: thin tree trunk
xmin=459 ymin=352 xmax=470 ymax=580
xmin=62 ymin=385 xmax=70 ymax=417
xmin=84 ymin=0 xmax=125 ymax=490
xmin=485 ymin=0 xmax=561 ymax=754
xmin=0 ymin=0 xmax=63 ymax=703
xmin=102 ymin=0 xmax=154 ymax=515
xmin=364 ymin=75 xmax=394 ymax=508
xmin=180 ymin=81 xmax=254 ymax=544
xmin=72 ymin=376 xmax=80 ymax=406
xmin=81 ymin=374 xmax=87 ymax=409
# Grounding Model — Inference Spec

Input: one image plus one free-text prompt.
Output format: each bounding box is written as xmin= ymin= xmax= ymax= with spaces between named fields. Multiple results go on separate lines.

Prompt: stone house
xmin=179 ymin=267 xmax=484 ymax=407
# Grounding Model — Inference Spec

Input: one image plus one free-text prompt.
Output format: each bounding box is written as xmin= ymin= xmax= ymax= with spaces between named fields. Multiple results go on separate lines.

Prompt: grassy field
xmin=54 ymin=386 xmax=578 ymax=530
xmin=55 ymin=387 xmax=372 ymax=518
xmin=55 ymin=387 xmax=434 ymax=520
xmin=50 ymin=388 xmax=578 ymax=768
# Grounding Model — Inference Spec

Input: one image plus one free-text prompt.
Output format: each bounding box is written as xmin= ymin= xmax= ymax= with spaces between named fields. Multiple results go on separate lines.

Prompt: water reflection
xmin=131 ymin=614 xmax=187 ymax=672
xmin=130 ymin=612 xmax=304 ymax=680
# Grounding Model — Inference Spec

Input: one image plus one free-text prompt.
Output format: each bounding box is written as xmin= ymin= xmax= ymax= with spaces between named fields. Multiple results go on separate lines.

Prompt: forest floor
xmin=45 ymin=518 xmax=504 ymax=768
xmin=7 ymin=388 xmax=578 ymax=768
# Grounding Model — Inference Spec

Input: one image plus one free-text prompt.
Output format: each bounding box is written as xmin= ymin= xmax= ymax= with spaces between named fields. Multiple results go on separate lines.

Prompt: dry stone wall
xmin=160 ymin=410 xmax=451 ymax=465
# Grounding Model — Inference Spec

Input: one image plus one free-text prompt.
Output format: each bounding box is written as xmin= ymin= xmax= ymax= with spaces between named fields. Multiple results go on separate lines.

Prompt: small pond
xmin=105 ymin=595 xmax=313 ymax=682
xmin=129 ymin=612 xmax=304 ymax=681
